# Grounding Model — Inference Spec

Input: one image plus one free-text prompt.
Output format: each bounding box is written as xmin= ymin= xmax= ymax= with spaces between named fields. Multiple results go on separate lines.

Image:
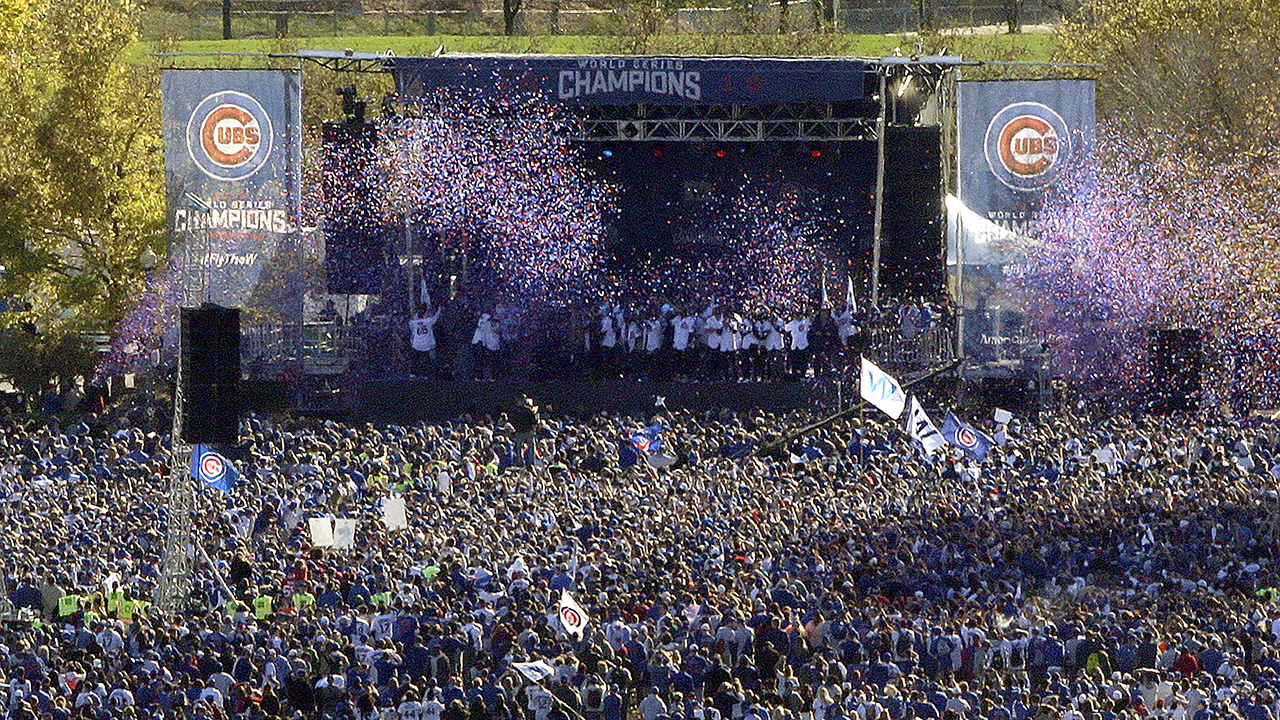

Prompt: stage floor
xmin=348 ymin=377 xmax=816 ymax=421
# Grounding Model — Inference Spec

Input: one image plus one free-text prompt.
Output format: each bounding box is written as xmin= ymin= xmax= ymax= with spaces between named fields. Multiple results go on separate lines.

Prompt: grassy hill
xmin=134 ymin=30 xmax=1058 ymax=65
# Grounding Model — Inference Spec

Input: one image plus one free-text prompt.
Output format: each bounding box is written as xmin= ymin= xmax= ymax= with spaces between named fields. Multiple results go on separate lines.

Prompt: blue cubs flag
xmin=940 ymin=412 xmax=995 ymax=462
xmin=631 ymin=425 xmax=664 ymax=454
xmin=191 ymin=445 xmax=240 ymax=493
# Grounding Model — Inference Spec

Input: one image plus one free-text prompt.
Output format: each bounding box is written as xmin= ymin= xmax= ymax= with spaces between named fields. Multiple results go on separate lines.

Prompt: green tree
xmin=1058 ymin=0 xmax=1280 ymax=151
xmin=0 ymin=0 xmax=165 ymax=388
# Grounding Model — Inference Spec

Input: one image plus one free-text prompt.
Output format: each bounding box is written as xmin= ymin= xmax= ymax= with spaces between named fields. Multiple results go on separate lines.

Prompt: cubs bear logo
xmin=983 ymin=102 xmax=1071 ymax=191
xmin=200 ymin=451 xmax=226 ymax=482
xmin=186 ymin=91 xmax=273 ymax=181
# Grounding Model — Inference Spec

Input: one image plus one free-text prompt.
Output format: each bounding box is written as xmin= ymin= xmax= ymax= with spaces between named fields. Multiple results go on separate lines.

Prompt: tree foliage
xmin=1058 ymin=0 xmax=1280 ymax=152
xmin=0 ymin=0 xmax=164 ymax=381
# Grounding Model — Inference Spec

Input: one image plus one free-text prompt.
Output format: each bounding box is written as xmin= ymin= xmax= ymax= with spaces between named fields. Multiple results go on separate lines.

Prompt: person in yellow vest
xmin=253 ymin=589 xmax=274 ymax=621
xmin=225 ymin=595 xmax=249 ymax=622
xmin=117 ymin=589 xmax=139 ymax=623
xmin=83 ymin=593 xmax=103 ymax=625
xmin=291 ymin=584 xmax=316 ymax=615
xmin=57 ymin=593 xmax=80 ymax=620
xmin=105 ymin=587 xmax=124 ymax=618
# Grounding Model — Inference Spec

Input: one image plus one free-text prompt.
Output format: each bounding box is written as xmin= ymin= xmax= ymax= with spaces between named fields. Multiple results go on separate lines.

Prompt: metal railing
xmin=138 ymin=0 xmax=1058 ymax=40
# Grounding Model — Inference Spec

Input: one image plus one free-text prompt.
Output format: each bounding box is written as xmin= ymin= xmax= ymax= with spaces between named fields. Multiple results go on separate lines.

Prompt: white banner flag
xmin=382 ymin=496 xmax=408 ymax=531
xmin=309 ymin=517 xmax=334 ymax=548
xmin=558 ymin=589 xmax=590 ymax=639
xmin=860 ymin=357 xmax=906 ymax=420
xmin=907 ymin=396 xmax=947 ymax=455
xmin=332 ymin=518 xmax=358 ymax=549
xmin=512 ymin=660 xmax=558 ymax=682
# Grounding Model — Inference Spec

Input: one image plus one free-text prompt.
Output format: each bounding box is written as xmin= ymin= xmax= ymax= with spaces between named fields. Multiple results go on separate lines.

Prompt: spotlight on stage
xmin=714 ymin=145 xmax=728 ymax=158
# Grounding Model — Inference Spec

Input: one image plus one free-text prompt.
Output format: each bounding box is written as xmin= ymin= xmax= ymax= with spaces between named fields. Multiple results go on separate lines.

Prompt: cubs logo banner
xmin=162 ymin=70 xmax=302 ymax=307
xmin=956 ymin=79 xmax=1095 ymax=266
xmin=393 ymin=56 xmax=867 ymax=106
xmin=558 ymin=590 xmax=590 ymax=639
xmin=190 ymin=444 xmax=240 ymax=494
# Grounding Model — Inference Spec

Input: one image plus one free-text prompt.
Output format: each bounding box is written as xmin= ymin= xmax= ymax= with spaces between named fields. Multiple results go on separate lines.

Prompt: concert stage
xmin=345 ymin=378 xmax=816 ymax=422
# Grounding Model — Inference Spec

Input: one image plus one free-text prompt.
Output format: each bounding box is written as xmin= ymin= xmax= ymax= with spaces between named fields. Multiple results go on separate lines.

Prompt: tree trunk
xmin=503 ymin=0 xmax=522 ymax=34
xmin=1004 ymin=0 xmax=1023 ymax=33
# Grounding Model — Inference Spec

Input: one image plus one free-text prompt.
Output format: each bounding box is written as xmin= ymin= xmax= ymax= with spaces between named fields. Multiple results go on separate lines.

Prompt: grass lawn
xmin=133 ymin=31 xmax=1058 ymax=66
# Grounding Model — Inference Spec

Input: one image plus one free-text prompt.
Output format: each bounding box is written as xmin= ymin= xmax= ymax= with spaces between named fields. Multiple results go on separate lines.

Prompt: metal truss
xmin=575 ymin=116 xmax=876 ymax=142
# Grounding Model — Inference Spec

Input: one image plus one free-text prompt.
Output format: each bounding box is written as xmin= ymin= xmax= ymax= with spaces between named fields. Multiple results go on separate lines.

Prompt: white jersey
xmin=785 ymin=318 xmax=811 ymax=351
xmin=411 ymin=311 xmax=441 ymax=351
xmin=645 ymin=318 xmax=664 ymax=352
xmin=472 ymin=315 xmax=501 ymax=351
xmin=765 ymin=320 xmax=786 ymax=351
xmin=421 ymin=698 xmax=445 ymax=720
xmin=673 ymin=316 xmax=696 ymax=351
xmin=399 ymin=701 xmax=426 ymax=720
xmin=526 ymin=685 xmax=555 ymax=720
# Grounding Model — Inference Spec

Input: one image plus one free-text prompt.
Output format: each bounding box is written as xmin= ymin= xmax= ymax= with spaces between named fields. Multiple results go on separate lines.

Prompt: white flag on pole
xmin=419 ymin=277 xmax=432 ymax=308
xmin=558 ymin=589 xmax=590 ymax=639
xmin=846 ymin=276 xmax=857 ymax=314
xmin=512 ymin=660 xmax=558 ymax=682
xmin=860 ymin=357 xmax=906 ymax=420
xmin=906 ymin=396 xmax=947 ymax=455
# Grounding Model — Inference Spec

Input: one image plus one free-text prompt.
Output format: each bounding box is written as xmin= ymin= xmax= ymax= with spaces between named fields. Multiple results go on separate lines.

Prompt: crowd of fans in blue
xmin=3 ymin=395 xmax=1280 ymax=720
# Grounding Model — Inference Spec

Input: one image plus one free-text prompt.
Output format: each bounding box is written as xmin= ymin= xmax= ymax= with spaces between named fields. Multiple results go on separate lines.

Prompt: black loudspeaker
xmin=881 ymin=125 xmax=943 ymax=297
xmin=181 ymin=305 xmax=241 ymax=444
xmin=322 ymin=119 xmax=386 ymax=294
xmin=1149 ymin=328 xmax=1202 ymax=413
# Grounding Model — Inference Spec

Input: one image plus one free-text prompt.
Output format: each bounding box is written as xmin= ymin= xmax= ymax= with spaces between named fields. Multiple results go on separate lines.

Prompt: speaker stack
xmin=1148 ymin=328 xmax=1202 ymax=413
xmin=181 ymin=304 xmax=241 ymax=444
xmin=880 ymin=125 xmax=944 ymax=298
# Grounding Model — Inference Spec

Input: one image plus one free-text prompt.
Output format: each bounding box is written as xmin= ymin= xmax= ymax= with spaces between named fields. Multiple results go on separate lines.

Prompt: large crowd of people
xmin=4 ymin=393 xmax=1280 ymax=720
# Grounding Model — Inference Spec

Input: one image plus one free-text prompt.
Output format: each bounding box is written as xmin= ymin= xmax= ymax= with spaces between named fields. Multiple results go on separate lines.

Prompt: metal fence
xmin=138 ymin=0 xmax=1057 ymax=40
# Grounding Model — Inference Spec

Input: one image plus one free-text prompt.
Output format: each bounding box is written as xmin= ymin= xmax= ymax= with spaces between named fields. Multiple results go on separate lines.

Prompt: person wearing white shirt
xmin=398 ymin=697 xmax=425 ymax=720
xmin=784 ymin=315 xmax=811 ymax=377
xmin=526 ymin=683 xmax=555 ymax=720
xmin=765 ymin=317 xmax=786 ymax=380
xmin=701 ymin=313 xmax=724 ymax=380
xmin=645 ymin=316 xmax=664 ymax=354
xmin=626 ymin=319 xmax=643 ymax=354
xmin=472 ymin=313 xmax=501 ymax=380
xmin=672 ymin=314 xmax=697 ymax=378
xmin=410 ymin=306 xmax=442 ymax=375
xmin=831 ymin=307 xmax=856 ymax=347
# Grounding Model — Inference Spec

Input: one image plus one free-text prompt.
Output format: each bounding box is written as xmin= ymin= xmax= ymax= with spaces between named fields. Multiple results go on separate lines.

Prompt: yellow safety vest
xmin=58 ymin=594 xmax=80 ymax=617
xmin=225 ymin=598 xmax=247 ymax=619
xmin=105 ymin=589 xmax=124 ymax=616
xmin=253 ymin=595 xmax=273 ymax=619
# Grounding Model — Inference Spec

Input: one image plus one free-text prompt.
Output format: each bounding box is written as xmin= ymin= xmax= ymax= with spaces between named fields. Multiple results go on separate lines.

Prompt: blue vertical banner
xmin=161 ymin=69 xmax=303 ymax=307
xmin=956 ymin=79 xmax=1095 ymax=265
xmin=954 ymin=79 xmax=1095 ymax=362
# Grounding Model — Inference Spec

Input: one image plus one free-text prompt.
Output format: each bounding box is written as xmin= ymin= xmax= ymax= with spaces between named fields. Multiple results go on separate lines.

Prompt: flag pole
xmin=755 ymin=358 xmax=962 ymax=457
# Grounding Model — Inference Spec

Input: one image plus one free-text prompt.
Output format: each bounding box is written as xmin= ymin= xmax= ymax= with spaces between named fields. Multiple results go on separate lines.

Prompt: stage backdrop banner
xmin=161 ymin=69 xmax=302 ymax=306
xmin=955 ymin=80 xmax=1094 ymax=365
xmin=956 ymin=79 xmax=1095 ymax=266
xmin=393 ymin=56 xmax=868 ymax=106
